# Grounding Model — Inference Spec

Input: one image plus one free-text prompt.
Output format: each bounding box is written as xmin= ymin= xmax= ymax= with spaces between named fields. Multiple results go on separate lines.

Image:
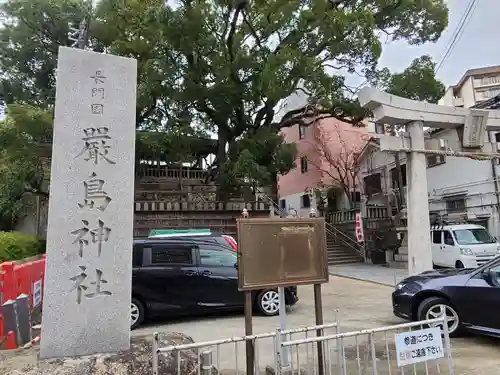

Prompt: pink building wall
xmin=277 ymin=118 xmax=368 ymax=198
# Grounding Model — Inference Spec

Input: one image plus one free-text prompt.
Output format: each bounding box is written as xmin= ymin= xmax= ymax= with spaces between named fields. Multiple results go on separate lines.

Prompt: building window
xmin=299 ymin=124 xmax=306 ymax=139
xmin=426 ymin=154 xmax=446 ymax=168
xmin=279 ymin=199 xmax=286 ymax=209
xmin=300 ymin=157 xmax=308 ymax=173
xmin=495 ymin=132 xmax=500 ymax=143
xmin=481 ymin=76 xmax=500 ymax=86
xmin=445 ymin=198 xmax=466 ymax=213
xmin=363 ymin=174 xmax=382 ymax=195
xmin=301 ymin=194 xmax=311 ymax=208
xmin=390 ymin=164 xmax=407 ymax=188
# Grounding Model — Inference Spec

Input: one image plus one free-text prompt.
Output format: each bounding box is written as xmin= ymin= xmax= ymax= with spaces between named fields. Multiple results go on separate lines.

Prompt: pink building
xmin=277 ymin=118 xmax=369 ymax=216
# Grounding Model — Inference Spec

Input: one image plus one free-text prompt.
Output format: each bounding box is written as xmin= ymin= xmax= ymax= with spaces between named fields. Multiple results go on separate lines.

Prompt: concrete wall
xmin=277 ymin=191 xmax=318 ymax=218
xmin=277 ymin=123 xmax=323 ymax=198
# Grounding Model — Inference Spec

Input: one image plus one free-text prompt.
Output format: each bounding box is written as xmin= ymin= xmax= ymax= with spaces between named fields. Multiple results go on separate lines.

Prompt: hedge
xmin=0 ymin=231 xmax=45 ymax=262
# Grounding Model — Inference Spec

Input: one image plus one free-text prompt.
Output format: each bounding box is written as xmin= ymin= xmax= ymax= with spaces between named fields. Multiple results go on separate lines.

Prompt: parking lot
xmin=135 ymin=276 xmax=500 ymax=375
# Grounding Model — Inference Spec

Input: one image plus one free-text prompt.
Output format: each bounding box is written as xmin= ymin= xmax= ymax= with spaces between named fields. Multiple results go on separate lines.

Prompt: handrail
xmin=257 ymin=192 xmax=288 ymax=217
xmin=257 ymin=191 xmax=363 ymax=258
xmin=325 ymin=222 xmax=364 ymax=258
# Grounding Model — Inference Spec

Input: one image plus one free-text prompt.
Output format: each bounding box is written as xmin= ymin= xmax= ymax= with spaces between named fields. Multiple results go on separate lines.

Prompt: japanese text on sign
xmin=394 ymin=327 xmax=444 ymax=367
xmin=68 ymin=70 xmax=114 ymax=304
xmin=355 ymin=213 xmax=364 ymax=243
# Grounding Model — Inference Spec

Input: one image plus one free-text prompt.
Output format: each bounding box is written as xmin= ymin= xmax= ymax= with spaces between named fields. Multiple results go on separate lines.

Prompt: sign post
xmin=237 ymin=212 xmax=328 ymax=375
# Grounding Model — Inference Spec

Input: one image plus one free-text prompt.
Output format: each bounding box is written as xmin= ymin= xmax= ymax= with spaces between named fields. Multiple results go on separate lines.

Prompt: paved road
xmin=328 ymin=263 xmax=408 ymax=286
xmin=134 ymin=276 xmax=500 ymax=374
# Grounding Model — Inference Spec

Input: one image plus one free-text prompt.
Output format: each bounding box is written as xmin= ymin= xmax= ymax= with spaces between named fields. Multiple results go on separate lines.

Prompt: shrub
xmin=0 ymin=231 xmax=44 ymax=262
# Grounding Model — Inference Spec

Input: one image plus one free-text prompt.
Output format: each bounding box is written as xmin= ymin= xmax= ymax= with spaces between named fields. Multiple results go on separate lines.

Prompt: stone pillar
xmin=406 ymin=121 xmax=433 ymax=275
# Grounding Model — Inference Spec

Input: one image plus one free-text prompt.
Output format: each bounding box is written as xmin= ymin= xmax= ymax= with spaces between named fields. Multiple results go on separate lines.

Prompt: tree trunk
xmin=216 ymin=127 xmax=229 ymax=202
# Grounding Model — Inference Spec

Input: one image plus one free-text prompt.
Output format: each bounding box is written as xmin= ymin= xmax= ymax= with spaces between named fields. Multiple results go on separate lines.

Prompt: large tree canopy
xmin=0 ymin=0 xmax=449 ymax=193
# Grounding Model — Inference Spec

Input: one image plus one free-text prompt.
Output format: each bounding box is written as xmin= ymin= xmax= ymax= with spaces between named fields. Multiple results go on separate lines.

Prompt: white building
xmin=439 ymin=65 xmax=500 ymax=108
xmin=358 ymin=65 xmax=500 ymax=238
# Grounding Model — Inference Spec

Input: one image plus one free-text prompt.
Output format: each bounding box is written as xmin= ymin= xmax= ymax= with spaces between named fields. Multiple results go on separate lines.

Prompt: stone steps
xmin=326 ymin=241 xmax=363 ymax=265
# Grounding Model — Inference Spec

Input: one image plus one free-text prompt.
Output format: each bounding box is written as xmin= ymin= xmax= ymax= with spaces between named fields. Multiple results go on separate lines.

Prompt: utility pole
xmin=68 ymin=0 xmax=94 ymax=49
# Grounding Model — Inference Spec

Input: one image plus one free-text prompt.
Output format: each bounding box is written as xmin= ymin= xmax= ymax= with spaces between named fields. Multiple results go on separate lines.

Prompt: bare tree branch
xmin=302 ymin=121 xmax=369 ymax=208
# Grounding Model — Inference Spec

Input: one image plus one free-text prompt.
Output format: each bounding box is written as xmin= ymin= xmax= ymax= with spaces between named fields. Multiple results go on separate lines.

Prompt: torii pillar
xmin=358 ymin=87 xmax=500 ymax=275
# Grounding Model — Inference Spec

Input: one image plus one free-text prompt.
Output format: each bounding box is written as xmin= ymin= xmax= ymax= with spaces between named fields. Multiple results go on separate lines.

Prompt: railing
xmin=134 ymin=200 xmax=269 ymax=212
xmin=152 ymin=322 xmax=340 ymax=375
xmin=279 ymin=317 xmax=454 ymax=375
xmin=328 ymin=209 xmax=357 ymax=223
xmin=256 ymin=192 xmax=363 ymax=259
xmin=136 ymin=166 xmax=208 ymax=180
xmin=327 ymin=206 xmax=390 ymax=224
xmin=258 ymin=193 xmax=288 ymax=217
xmin=325 ymin=222 xmax=364 ymax=258
xmin=153 ymin=317 xmax=454 ymax=375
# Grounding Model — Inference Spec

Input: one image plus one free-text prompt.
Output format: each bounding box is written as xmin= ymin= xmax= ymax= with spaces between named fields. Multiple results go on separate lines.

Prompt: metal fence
xmin=152 ymin=317 xmax=454 ymax=375
xmin=152 ymin=321 xmax=340 ymax=375
xmin=278 ymin=317 xmax=454 ymax=375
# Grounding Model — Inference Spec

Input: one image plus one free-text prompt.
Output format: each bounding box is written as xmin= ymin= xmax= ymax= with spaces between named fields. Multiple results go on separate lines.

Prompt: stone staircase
xmin=258 ymin=192 xmax=364 ymax=266
xmin=389 ymin=239 xmax=408 ymax=269
xmin=326 ymin=234 xmax=364 ymax=265
xmin=325 ymin=223 xmax=364 ymax=265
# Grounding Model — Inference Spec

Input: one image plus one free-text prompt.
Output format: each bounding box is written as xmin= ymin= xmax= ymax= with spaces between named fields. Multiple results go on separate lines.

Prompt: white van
xmin=430 ymin=224 xmax=500 ymax=269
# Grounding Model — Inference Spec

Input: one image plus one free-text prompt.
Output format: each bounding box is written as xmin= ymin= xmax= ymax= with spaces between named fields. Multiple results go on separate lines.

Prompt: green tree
xmin=0 ymin=104 xmax=52 ymax=230
xmin=138 ymin=0 xmax=448 ymax=189
xmin=383 ymin=55 xmax=446 ymax=103
xmin=0 ymin=0 xmax=449 ymax=194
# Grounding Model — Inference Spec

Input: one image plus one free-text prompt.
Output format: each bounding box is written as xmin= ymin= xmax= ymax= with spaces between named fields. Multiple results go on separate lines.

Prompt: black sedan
xmin=392 ymin=255 xmax=500 ymax=337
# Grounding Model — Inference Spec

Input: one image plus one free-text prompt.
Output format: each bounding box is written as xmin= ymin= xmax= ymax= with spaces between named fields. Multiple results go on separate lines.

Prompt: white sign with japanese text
xmin=32 ymin=279 xmax=42 ymax=307
xmin=40 ymin=47 xmax=137 ymax=359
xmin=355 ymin=213 xmax=364 ymax=242
xmin=394 ymin=327 xmax=444 ymax=367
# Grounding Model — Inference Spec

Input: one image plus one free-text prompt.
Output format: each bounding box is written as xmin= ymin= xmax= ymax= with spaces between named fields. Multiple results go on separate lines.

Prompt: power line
xmin=435 ymin=0 xmax=478 ymax=73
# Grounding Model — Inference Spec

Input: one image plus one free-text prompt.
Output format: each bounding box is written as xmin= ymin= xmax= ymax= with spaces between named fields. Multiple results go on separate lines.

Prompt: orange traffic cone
xmin=4 ymin=331 xmax=17 ymax=350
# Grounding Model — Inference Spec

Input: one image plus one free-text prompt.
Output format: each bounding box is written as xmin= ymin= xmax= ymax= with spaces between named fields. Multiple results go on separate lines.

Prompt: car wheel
xmin=131 ymin=298 xmax=145 ymax=330
xmin=456 ymin=261 xmax=465 ymax=269
xmin=256 ymin=289 xmax=280 ymax=316
xmin=417 ymin=297 xmax=461 ymax=337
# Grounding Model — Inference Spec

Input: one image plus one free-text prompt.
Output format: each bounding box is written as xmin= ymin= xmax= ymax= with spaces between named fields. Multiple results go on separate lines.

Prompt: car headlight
xmin=497 ymin=246 xmax=500 ymax=253
xmin=395 ymin=282 xmax=406 ymax=291
xmin=460 ymin=248 xmax=473 ymax=255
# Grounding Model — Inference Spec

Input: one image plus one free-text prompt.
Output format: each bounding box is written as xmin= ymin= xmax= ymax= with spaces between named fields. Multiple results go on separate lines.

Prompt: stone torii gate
xmin=358 ymin=87 xmax=500 ymax=275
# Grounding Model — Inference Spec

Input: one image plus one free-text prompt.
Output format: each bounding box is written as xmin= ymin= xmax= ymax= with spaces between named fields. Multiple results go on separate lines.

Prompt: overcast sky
xmin=378 ymin=0 xmax=495 ymax=88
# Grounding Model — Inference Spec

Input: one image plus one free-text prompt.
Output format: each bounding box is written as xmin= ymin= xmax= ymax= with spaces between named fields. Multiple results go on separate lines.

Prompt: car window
xmin=132 ymin=243 xmax=143 ymax=267
xmin=432 ymin=231 xmax=442 ymax=244
xmin=443 ymin=231 xmax=455 ymax=246
xmin=151 ymin=244 xmax=193 ymax=265
xmin=488 ymin=264 xmax=500 ymax=284
xmin=453 ymin=228 xmax=496 ymax=245
xmin=199 ymin=248 xmax=237 ymax=267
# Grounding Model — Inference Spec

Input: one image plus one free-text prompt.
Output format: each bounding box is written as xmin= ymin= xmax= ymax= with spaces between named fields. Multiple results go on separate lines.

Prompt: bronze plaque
xmin=237 ymin=218 xmax=329 ymax=291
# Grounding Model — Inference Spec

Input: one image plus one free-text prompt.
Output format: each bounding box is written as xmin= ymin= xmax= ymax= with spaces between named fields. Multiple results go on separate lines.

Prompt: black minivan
xmin=131 ymin=233 xmax=299 ymax=329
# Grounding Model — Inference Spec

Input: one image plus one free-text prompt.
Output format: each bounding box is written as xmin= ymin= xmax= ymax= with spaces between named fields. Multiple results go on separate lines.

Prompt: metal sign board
xmin=236 ymin=218 xmax=328 ymax=291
